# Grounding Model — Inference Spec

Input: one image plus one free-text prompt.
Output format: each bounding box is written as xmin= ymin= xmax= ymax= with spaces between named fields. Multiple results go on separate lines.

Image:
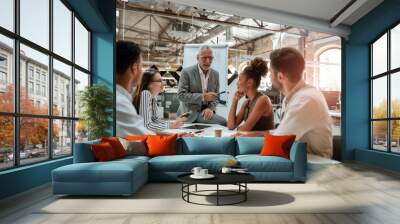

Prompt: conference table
xmin=164 ymin=123 xmax=236 ymax=137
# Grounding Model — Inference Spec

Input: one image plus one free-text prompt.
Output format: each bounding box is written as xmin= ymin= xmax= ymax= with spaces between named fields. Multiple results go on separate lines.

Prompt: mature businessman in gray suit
xmin=177 ymin=45 xmax=227 ymax=125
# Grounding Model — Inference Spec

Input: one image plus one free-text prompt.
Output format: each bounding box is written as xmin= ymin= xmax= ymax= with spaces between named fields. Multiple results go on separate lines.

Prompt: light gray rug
xmin=38 ymin=183 xmax=362 ymax=214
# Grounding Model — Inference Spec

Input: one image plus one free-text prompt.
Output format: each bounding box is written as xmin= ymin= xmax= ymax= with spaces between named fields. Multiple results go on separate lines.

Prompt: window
xmin=36 ymin=83 xmax=40 ymax=95
xmin=28 ymin=81 xmax=34 ymax=94
xmin=42 ymin=85 xmax=46 ymax=97
xmin=0 ymin=0 xmax=91 ymax=170
xmin=0 ymin=0 xmax=14 ymax=32
xmin=28 ymin=67 xmax=34 ymax=80
xmin=35 ymin=70 xmax=41 ymax=81
xmin=0 ymin=54 xmax=7 ymax=87
xmin=0 ymin=55 xmax=7 ymax=67
xmin=53 ymin=0 xmax=72 ymax=60
xmin=0 ymin=34 xmax=13 ymax=113
xmin=0 ymin=72 xmax=6 ymax=85
xmin=75 ymin=18 xmax=90 ymax=70
xmin=53 ymin=59 xmax=71 ymax=117
xmin=20 ymin=0 xmax=49 ymax=49
xmin=41 ymin=73 xmax=46 ymax=83
xmin=370 ymin=23 xmax=400 ymax=153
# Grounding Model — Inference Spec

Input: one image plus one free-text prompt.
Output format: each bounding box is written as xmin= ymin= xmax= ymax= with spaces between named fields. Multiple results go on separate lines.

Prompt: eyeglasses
xmin=151 ymin=79 xmax=163 ymax=83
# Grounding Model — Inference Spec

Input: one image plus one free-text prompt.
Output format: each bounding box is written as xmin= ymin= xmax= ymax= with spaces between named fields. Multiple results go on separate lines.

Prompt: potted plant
xmin=79 ymin=84 xmax=113 ymax=140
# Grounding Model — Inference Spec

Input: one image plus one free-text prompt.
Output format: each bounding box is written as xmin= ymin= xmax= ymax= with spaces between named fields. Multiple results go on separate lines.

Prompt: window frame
xmin=370 ymin=20 xmax=400 ymax=154
xmin=0 ymin=0 xmax=92 ymax=171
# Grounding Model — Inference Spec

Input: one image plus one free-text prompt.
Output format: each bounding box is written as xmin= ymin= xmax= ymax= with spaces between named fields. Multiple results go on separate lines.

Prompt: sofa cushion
xmin=91 ymin=142 xmax=118 ymax=161
xmin=119 ymin=139 xmax=147 ymax=156
xmin=147 ymin=134 xmax=177 ymax=157
xmin=177 ymin=137 xmax=236 ymax=155
xmin=73 ymin=140 xmax=101 ymax=163
xmin=101 ymin=137 xmax=127 ymax=158
xmin=235 ymin=137 xmax=264 ymax=155
xmin=260 ymin=134 xmax=296 ymax=159
xmin=148 ymin=154 xmax=235 ymax=172
xmin=236 ymin=155 xmax=293 ymax=172
xmin=53 ymin=158 xmax=147 ymax=183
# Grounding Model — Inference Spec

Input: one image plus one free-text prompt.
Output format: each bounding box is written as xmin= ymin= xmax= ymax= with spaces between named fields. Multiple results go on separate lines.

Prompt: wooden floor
xmin=1 ymin=162 xmax=400 ymax=224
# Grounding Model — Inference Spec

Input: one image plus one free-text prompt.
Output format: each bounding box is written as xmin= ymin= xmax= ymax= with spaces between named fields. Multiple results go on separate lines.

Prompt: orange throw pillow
xmin=91 ymin=142 xmax=117 ymax=162
xmin=259 ymin=134 xmax=296 ymax=159
xmin=101 ymin=137 xmax=126 ymax=158
xmin=146 ymin=134 xmax=177 ymax=157
xmin=124 ymin=135 xmax=150 ymax=141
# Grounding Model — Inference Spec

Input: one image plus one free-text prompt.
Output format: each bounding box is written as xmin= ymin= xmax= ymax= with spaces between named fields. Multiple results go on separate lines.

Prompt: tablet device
xmin=183 ymin=124 xmax=211 ymax=130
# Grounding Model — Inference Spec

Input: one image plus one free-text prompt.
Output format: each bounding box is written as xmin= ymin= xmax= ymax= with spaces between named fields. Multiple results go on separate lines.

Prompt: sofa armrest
xmin=289 ymin=141 xmax=307 ymax=181
xmin=73 ymin=140 xmax=100 ymax=163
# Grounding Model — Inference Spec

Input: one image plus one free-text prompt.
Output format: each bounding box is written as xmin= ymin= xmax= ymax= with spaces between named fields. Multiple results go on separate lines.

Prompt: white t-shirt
xmin=198 ymin=64 xmax=210 ymax=103
xmin=274 ymin=81 xmax=333 ymax=158
xmin=116 ymin=84 xmax=154 ymax=137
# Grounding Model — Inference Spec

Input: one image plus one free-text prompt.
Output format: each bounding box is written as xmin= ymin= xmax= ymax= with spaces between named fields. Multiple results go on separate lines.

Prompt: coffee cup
xmin=221 ymin=167 xmax=232 ymax=174
xmin=199 ymin=169 xmax=208 ymax=176
xmin=214 ymin=129 xmax=222 ymax=137
xmin=191 ymin=167 xmax=202 ymax=176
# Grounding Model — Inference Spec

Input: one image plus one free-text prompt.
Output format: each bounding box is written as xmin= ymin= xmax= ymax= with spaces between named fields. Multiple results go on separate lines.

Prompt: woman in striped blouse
xmin=133 ymin=69 xmax=186 ymax=131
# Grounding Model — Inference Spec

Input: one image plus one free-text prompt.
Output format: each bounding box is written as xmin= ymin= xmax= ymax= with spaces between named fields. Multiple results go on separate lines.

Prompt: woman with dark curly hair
xmin=227 ymin=57 xmax=274 ymax=131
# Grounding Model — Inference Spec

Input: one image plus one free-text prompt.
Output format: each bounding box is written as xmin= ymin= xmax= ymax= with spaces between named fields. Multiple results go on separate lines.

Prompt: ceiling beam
xmin=329 ymin=0 xmax=368 ymax=27
xmin=173 ymin=0 xmax=351 ymax=37
xmin=119 ymin=4 xmax=289 ymax=33
xmin=190 ymin=16 xmax=242 ymax=43
xmin=123 ymin=15 xmax=148 ymax=35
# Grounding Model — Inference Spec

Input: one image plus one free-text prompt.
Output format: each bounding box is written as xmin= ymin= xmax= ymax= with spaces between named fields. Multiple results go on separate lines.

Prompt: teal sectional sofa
xmin=52 ymin=137 xmax=307 ymax=196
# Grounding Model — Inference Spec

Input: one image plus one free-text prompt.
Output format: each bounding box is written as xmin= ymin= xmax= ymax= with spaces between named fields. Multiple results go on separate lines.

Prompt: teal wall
xmin=0 ymin=0 xmax=116 ymax=200
xmin=343 ymin=0 xmax=400 ymax=171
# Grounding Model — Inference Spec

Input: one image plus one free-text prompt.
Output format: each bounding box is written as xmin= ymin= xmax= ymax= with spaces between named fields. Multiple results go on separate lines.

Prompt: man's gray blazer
xmin=177 ymin=64 xmax=220 ymax=123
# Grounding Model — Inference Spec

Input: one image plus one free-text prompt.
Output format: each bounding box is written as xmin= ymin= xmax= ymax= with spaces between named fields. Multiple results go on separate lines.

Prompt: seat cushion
xmin=177 ymin=137 xmax=236 ymax=155
xmin=52 ymin=158 xmax=147 ymax=183
xmin=236 ymin=155 xmax=293 ymax=172
xmin=149 ymin=154 xmax=235 ymax=172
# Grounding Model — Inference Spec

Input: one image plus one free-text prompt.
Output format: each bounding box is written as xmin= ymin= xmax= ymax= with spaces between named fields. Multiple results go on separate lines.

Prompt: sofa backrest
xmin=73 ymin=140 xmax=100 ymax=163
xmin=235 ymin=137 xmax=264 ymax=155
xmin=177 ymin=137 xmax=236 ymax=155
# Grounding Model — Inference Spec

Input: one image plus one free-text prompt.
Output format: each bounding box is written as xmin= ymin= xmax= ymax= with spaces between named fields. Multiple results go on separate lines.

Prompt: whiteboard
xmin=182 ymin=44 xmax=229 ymax=117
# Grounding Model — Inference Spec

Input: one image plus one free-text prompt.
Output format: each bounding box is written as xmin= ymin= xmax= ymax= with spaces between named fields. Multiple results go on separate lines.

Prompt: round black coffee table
xmin=177 ymin=173 xmax=255 ymax=206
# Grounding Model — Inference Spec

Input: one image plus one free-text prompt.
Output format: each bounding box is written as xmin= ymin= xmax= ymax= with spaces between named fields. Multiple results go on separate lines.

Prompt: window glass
xmin=53 ymin=0 xmax=72 ymax=60
xmin=53 ymin=119 xmax=72 ymax=158
xmin=0 ymin=35 xmax=14 ymax=113
xmin=372 ymin=34 xmax=387 ymax=76
xmin=53 ymin=59 xmax=72 ymax=116
xmin=0 ymin=0 xmax=14 ymax=31
xmin=0 ymin=116 xmax=13 ymax=170
xmin=74 ymin=69 xmax=89 ymax=118
xmin=20 ymin=44 xmax=49 ymax=115
xmin=20 ymin=117 xmax=49 ymax=165
xmin=20 ymin=0 xmax=49 ymax=49
xmin=74 ymin=18 xmax=89 ymax=70
xmin=372 ymin=77 xmax=387 ymax=119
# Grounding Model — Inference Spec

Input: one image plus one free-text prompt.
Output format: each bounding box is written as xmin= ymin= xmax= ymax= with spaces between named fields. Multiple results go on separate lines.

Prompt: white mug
xmin=200 ymin=169 xmax=208 ymax=176
xmin=221 ymin=167 xmax=232 ymax=174
xmin=191 ymin=167 xmax=202 ymax=176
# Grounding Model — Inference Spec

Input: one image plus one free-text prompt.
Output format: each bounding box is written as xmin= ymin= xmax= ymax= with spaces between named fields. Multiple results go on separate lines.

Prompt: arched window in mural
xmin=318 ymin=48 xmax=341 ymax=91
xmin=316 ymin=48 xmax=342 ymax=136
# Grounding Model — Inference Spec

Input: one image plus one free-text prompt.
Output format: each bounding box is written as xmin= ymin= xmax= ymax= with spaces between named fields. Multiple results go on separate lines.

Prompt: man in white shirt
xmin=237 ymin=47 xmax=333 ymax=158
xmin=116 ymin=41 xmax=154 ymax=137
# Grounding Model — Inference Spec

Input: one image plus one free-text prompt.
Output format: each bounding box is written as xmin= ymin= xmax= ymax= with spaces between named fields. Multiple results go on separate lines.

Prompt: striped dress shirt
xmin=139 ymin=90 xmax=170 ymax=131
